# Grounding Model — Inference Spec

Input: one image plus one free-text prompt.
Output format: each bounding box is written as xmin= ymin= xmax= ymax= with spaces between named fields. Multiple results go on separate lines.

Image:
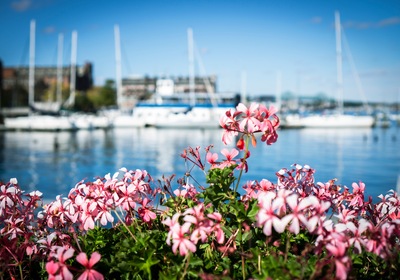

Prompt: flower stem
xmin=241 ymin=250 xmax=246 ymax=280
xmin=113 ymin=209 xmax=137 ymax=242
xmin=18 ymin=264 xmax=23 ymax=280
xmin=179 ymin=253 xmax=190 ymax=280
xmin=234 ymin=134 xmax=250 ymax=194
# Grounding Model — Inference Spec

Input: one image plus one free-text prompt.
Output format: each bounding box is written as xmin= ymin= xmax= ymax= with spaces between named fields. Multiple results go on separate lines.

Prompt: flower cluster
xmin=0 ymin=179 xmax=46 ymax=277
xmin=46 ymin=246 xmax=103 ymax=280
xmin=0 ymin=168 xmax=161 ymax=279
xmin=163 ymin=203 xmax=224 ymax=256
xmin=41 ymin=168 xmax=159 ymax=231
xmin=243 ymin=164 xmax=400 ymax=279
xmin=219 ymin=102 xmax=280 ymax=148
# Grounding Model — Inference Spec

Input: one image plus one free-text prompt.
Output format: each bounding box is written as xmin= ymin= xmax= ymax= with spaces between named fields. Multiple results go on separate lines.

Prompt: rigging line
xmin=120 ymin=36 xmax=132 ymax=75
xmin=51 ymin=39 xmax=58 ymax=65
xmin=19 ymin=35 xmax=30 ymax=66
xmin=341 ymin=28 xmax=371 ymax=113
xmin=48 ymin=36 xmax=59 ymax=103
xmin=193 ymin=41 xmax=218 ymax=107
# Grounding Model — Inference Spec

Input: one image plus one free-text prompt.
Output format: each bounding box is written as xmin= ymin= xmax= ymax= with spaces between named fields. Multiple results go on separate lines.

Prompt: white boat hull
xmin=4 ymin=115 xmax=77 ymax=131
xmin=111 ymin=115 xmax=145 ymax=128
xmin=284 ymin=114 xmax=375 ymax=128
xmin=111 ymin=105 xmax=231 ymax=129
xmin=72 ymin=114 xmax=111 ymax=129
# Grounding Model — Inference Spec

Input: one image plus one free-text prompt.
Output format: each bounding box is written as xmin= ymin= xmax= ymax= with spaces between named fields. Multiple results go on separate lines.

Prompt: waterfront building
xmin=0 ymin=61 xmax=93 ymax=111
xmin=119 ymin=75 xmax=218 ymax=110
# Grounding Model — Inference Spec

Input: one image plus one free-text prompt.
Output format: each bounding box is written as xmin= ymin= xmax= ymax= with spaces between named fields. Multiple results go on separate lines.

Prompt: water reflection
xmin=0 ymin=126 xmax=398 ymax=201
xmin=0 ymin=128 xmax=229 ymax=200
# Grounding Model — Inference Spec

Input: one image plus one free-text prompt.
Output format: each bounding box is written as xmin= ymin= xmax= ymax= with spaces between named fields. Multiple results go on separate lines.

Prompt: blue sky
xmin=1 ymin=0 xmax=399 ymax=103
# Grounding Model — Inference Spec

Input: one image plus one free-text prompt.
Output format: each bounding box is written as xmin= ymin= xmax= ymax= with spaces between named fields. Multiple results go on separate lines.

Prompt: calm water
xmin=0 ymin=125 xmax=399 ymax=201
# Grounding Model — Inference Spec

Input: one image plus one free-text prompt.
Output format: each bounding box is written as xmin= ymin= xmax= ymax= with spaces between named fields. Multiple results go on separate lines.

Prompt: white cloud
xmin=43 ymin=26 xmax=56 ymax=34
xmin=310 ymin=16 xmax=322 ymax=24
xmin=342 ymin=17 xmax=400 ymax=29
xmin=11 ymin=0 xmax=31 ymax=12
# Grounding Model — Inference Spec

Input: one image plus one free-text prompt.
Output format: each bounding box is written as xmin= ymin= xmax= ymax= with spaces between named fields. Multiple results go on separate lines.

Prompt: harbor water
xmin=0 ymin=125 xmax=399 ymax=202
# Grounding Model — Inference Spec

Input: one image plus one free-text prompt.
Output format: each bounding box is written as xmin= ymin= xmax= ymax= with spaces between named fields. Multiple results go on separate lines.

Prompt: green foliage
xmin=74 ymin=92 xmax=96 ymax=112
xmin=202 ymin=165 xmax=238 ymax=207
xmin=87 ymin=79 xmax=117 ymax=109
xmin=350 ymin=251 xmax=400 ymax=279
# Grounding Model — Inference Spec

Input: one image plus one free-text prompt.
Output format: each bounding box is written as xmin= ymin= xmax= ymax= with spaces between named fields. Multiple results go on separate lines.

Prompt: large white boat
xmin=4 ymin=115 xmax=76 ymax=131
xmin=111 ymin=28 xmax=238 ymax=129
xmin=138 ymin=92 xmax=237 ymax=129
xmin=111 ymin=80 xmax=238 ymax=128
xmin=284 ymin=113 xmax=374 ymax=128
xmin=283 ymin=11 xmax=375 ymax=129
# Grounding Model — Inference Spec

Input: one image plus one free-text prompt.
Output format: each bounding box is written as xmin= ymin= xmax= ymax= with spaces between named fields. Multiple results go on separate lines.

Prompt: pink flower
xmin=171 ymin=222 xmax=197 ymax=256
xmin=334 ymin=256 xmax=350 ymax=280
xmin=346 ymin=219 xmax=371 ymax=253
xmin=236 ymin=103 xmax=261 ymax=133
xmin=1 ymin=217 xmax=24 ymax=239
xmin=138 ymin=198 xmax=157 ymax=223
xmin=219 ymin=148 xmax=239 ymax=168
xmin=349 ymin=181 xmax=365 ymax=208
xmin=46 ymin=261 xmax=60 ymax=279
xmin=116 ymin=184 xmax=137 ymax=211
xmin=221 ymin=128 xmax=238 ymax=146
xmin=37 ymin=232 xmax=57 ymax=251
xmin=206 ymin=152 xmax=219 ymax=168
xmin=335 ymin=209 xmax=356 ymax=224
xmin=258 ymin=104 xmax=280 ymax=145
xmin=163 ymin=213 xmax=181 ymax=246
xmin=281 ymin=194 xmax=319 ymax=234
xmin=174 ymin=184 xmax=198 ymax=199
xmin=219 ymin=110 xmax=238 ymax=145
xmin=259 ymin=179 xmax=275 ymax=192
xmin=0 ymin=183 xmax=17 ymax=215
xmin=207 ymin=212 xmax=225 ymax=244
xmin=257 ymin=191 xmax=287 ymax=236
xmin=163 ymin=212 xmax=197 ymax=256
xmin=76 ymin=252 xmax=104 ymax=280
xmin=80 ymin=202 xmax=96 ymax=231
xmin=174 ymin=188 xmax=187 ymax=197
xmin=46 ymin=246 xmax=74 ymax=280
xmin=95 ymin=203 xmax=114 ymax=226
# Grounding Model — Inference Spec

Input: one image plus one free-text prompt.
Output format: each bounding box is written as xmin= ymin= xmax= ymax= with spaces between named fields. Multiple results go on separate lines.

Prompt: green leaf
xmin=247 ymin=199 xmax=260 ymax=218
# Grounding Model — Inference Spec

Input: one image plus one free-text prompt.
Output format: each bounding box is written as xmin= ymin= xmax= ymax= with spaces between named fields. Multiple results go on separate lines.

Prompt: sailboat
xmin=283 ymin=11 xmax=375 ymax=128
xmin=4 ymin=20 xmax=77 ymax=131
xmin=111 ymin=27 xmax=238 ymax=129
xmin=68 ymin=31 xmax=111 ymax=130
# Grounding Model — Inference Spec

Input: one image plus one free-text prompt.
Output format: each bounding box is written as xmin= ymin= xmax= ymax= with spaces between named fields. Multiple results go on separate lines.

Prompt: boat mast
xmin=56 ymin=33 xmax=63 ymax=107
xmin=68 ymin=30 xmax=77 ymax=107
xmin=341 ymin=25 xmax=371 ymax=113
xmin=193 ymin=42 xmax=218 ymax=107
xmin=335 ymin=11 xmax=344 ymax=114
xmin=114 ymin=24 xmax=123 ymax=109
xmin=29 ymin=19 xmax=35 ymax=108
xmin=241 ymin=70 xmax=247 ymax=105
xmin=187 ymin=28 xmax=195 ymax=107
xmin=275 ymin=71 xmax=282 ymax=111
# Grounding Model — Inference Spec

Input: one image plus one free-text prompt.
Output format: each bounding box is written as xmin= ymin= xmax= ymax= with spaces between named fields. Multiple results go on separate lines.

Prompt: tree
xmin=87 ymin=79 xmax=117 ymax=109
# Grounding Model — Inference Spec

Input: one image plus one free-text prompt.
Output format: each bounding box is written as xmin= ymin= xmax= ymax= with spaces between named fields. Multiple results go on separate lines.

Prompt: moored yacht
xmin=283 ymin=11 xmax=374 ymax=129
xmin=111 ymin=27 xmax=239 ymax=129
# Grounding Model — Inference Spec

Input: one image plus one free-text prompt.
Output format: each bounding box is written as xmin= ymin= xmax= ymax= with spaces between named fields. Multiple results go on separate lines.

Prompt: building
xmin=119 ymin=75 xmax=218 ymax=109
xmin=121 ymin=75 xmax=217 ymax=99
xmin=0 ymin=61 xmax=93 ymax=108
